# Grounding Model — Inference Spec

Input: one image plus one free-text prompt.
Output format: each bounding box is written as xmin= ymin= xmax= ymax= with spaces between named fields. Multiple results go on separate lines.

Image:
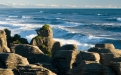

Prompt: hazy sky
xmin=0 ymin=0 xmax=121 ymax=8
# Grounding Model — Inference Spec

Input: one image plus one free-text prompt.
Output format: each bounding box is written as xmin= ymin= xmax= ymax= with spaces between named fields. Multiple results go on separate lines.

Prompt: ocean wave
xmin=106 ymin=17 xmax=121 ymax=22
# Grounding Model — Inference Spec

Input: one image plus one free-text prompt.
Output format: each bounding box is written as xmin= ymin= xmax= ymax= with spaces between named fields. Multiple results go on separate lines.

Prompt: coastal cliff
xmin=0 ymin=24 xmax=121 ymax=75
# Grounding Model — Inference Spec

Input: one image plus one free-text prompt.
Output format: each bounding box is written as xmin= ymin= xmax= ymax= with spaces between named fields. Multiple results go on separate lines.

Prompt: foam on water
xmin=26 ymin=34 xmax=37 ymax=41
xmin=22 ymin=16 xmax=32 ymax=19
xmin=117 ymin=18 xmax=121 ymax=21
xmin=8 ymin=16 xmax=19 ymax=18
xmin=54 ymin=38 xmax=94 ymax=50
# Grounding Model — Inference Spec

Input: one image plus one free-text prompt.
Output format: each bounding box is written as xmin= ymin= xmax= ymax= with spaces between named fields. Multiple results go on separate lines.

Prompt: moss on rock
xmin=34 ymin=36 xmax=43 ymax=40
xmin=41 ymin=24 xmax=50 ymax=30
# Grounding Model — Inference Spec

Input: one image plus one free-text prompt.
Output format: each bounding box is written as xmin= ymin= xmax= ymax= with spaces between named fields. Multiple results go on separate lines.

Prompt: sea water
xmin=0 ymin=8 xmax=121 ymax=50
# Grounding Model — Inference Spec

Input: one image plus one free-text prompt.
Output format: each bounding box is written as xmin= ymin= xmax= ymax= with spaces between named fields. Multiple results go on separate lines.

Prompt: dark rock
xmin=60 ymin=44 xmax=78 ymax=51
xmin=4 ymin=29 xmax=11 ymax=48
xmin=95 ymin=43 xmax=115 ymax=49
xmin=52 ymin=41 xmax=62 ymax=57
xmin=100 ymin=53 xmax=114 ymax=66
xmin=68 ymin=60 xmax=103 ymax=75
xmin=102 ymin=66 xmax=116 ymax=75
xmin=53 ymin=50 xmax=79 ymax=75
xmin=110 ymin=62 xmax=121 ymax=75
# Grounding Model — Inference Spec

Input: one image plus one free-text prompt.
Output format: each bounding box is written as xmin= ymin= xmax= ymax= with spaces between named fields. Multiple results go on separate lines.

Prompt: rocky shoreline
xmin=0 ymin=24 xmax=121 ymax=75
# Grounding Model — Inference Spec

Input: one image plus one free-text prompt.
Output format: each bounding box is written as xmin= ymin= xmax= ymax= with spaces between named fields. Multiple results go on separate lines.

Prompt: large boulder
xmin=88 ymin=43 xmax=121 ymax=58
xmin=74 ymin=51 xmax=100 ymax=67
xmin=53 ymin=50 xmax=79 ymax=75
xmin=68 ymin=60 xmax=103 ymax=75
xmin=102 ymin=66 xmax=116 ymax=75
xmin=0 ymin=53 xmax=29 ymax=69
xmin=17 ymin=64 xmax=57 ymax=75
xmin=100 ymin=53 xmax=114 ymax=66
xmin=95 ymin=43 xmax=115 ymax=49
xmin=110 ymin=62 xmax=121 ymax=75
xmin=0 ymin=69 xmax=19 ymax=75
xmin=0 ymin=30 xmax=10 ymax=53
xmin=10 ymin=44 xmax=51 ymax=64
xmin=52 ymin=41 xmax=62 ymax=57
xmin=60 ymin=44 xmax=78 ymax=51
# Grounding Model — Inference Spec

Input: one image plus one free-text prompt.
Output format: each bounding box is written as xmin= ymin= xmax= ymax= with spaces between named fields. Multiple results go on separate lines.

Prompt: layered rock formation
xmin=30 ymin=24 xmax=61 ymax=55
xmin=1 ymin=25 xmax=121 ymax=75
xmin=0 ymin=30 xmax=10 ymax=53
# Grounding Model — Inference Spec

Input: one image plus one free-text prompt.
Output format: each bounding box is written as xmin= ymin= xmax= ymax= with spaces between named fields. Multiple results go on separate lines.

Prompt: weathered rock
xmin=68 ymin=60 xmax=102 ymax=75
xmin=30 ymin=25 xmax=62 ymax=55
xmin=36 ymin=24 xmax=53 ymax=38
xmin=17 ymin=64 xmax=57 ymax=75
xmin=53 ymin=50 xmax=79 ymax=75
xmin=60 ymin=44 xmax=78 ymax=51
xmin=100 ymin=53 xmax=114 ymax=66
xmin=74 ymin=51 xmax=100 ymax=66
xmin=95 ymin=43 xmax=115 ymax=49
xmin=88 ymin=47 xmax=114 ymax=53
xmin=0 ymin=53 xmax=29 ymax=69
xmin=4 ymin=29 xmax=11 ymax=48
xmin=0 ymin=69 xmax=19 ymax=75
xmin=102 ymin=66 xmax=116 ymax=75
xmin=88 ymin=44 xmax=121 ymax=59
xmin=0 ymin=30 xmax=10 ymax=53
xmin=10 ymin=44 xmax=51 ymax=64
xmin=52 ymin=41 xmax=62 ymax=57
xmin=30 ymin=25 xmax=54 ymax=54
xmin=110 ymin=62 xmax=121 ymax=75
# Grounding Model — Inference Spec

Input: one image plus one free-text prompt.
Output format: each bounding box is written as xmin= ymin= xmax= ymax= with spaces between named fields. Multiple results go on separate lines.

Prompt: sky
xmin=0 ymin=0 xmax=121 ymax=8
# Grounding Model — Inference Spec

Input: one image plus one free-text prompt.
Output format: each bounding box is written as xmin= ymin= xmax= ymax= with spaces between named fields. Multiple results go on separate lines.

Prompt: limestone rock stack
xmin=0 ymin=30 xmax=10 ymax=53
xmin=30 ymin=24 xmax=61 ymax=55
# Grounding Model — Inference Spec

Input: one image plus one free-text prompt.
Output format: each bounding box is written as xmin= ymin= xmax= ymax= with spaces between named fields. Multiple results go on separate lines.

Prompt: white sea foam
xmin=22 ymin=16 xmax=32 ymax=19
xmin=117 ymin=18 xmax=121 ymax=21
xmin=8 ymin=16 xmax=18 ymax=18
xmin=56 ymin=18 xmax=61 ymax=20
xmin=54 ymin=38 xmax=94 ymax=50
xmin=26 ymin=34 xmax=37 ymax=41
xmin=97 ymin=14 xmax=102 ymax=16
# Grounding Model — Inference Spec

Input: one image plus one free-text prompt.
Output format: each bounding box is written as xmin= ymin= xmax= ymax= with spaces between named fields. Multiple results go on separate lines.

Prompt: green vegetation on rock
xmin=4 ymin=28 xmax=9 ymax=31
xmin=46 ymin=50 xmax=52 ymax=57
xmin=11 ymin=34 xmax=28 ymax=44
xmin=34 ymin=36 xmax=43 ymax=40
xmin=41 ymin=24 xmax=50 ymax=30
xmin=41 ymin=44 xmax=46 ymax=49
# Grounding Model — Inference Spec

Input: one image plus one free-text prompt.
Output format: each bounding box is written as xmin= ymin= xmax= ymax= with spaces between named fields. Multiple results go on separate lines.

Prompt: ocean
xmin=0 ymin=8 xmax=121 ymax=50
